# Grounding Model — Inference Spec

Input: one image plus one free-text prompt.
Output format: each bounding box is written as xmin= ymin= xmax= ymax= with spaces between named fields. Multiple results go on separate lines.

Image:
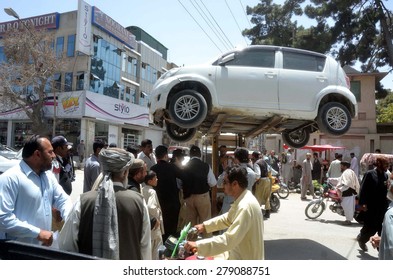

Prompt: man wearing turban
xmin=58 ymin=148 xmax=151 ymax=259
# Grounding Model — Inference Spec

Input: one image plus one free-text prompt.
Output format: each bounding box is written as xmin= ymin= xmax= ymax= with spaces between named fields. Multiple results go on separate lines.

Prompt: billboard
xmin=76 ymin=0 xmax=92 ymax=55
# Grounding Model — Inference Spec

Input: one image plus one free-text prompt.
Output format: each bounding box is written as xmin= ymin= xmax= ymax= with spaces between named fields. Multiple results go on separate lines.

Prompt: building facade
xmin=0 ymin=2 xmax=167 ymax=154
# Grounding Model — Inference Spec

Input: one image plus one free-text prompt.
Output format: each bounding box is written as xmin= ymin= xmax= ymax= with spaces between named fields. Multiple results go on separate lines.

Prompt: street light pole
xmin=4 ymin=7 xmax=19 ymax=19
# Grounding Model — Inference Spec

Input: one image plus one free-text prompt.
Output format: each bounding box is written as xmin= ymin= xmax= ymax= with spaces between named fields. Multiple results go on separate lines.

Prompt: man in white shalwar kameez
xmin=336 ymin=161 xmax=360 ymax=225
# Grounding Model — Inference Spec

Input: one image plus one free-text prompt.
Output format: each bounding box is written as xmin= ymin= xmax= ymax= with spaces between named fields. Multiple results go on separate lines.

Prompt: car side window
xmin=225 ymin=49 xmax=275 ymax=68
xmin=283 ymin=51 xmax=326 ymax=72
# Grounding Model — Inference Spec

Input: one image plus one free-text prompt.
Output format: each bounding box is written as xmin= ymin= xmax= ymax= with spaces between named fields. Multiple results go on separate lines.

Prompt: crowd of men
xmin=0 ymin=136 xmax=267 ymax=260
xmin=0 ymin=135 xmax=392 ymax=260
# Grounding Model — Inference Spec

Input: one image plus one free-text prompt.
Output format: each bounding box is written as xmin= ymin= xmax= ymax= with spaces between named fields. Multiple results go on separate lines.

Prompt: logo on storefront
xmin=114 ymin=103 xmax=130 ymax=114
xmin=62 ymin=97 xmax=80 ymax=113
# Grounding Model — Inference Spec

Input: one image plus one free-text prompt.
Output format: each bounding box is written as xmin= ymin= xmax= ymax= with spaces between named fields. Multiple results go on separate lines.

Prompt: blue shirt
xmin=0 ymin=160 xmax=72 ymax=245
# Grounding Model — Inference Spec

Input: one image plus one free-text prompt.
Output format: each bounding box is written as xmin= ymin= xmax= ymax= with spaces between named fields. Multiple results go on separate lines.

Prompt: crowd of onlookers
xmin=1 ymin=135 xmax=392 ymax=260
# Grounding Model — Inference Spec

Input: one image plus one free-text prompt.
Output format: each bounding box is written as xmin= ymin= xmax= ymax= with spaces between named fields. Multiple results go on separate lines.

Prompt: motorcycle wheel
xmin=270 ymin=194 xmax=280 ymax=212
xmin=277 ymin=185 xmax=290 ymax=199
xmin=305 ymin=201 xmax=325 ymax=219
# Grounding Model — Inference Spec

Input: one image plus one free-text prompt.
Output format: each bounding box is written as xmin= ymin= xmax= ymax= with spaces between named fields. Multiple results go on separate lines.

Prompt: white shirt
xmin=350 ymin=156 xmax=359 ymax=176
xmin=137 ymin=151 xmax=157 ymax=170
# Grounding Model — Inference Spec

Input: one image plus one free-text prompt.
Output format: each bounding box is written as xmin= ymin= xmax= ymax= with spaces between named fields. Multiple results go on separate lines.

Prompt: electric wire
xmin=197 ymin=0 xmax=233 ymax=50
xmin=190 ymin=0 xmax=231 ymax=51
xmin=224 ymin=0 xmax=248 ymax=45
xmin=177 ymin=0 xmax=224 ymax=53
xmin=239 ymin=0 xmax=253 ymax=29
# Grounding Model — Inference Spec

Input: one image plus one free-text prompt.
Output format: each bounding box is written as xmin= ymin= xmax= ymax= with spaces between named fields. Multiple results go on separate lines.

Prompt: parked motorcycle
xmin=305 ymin=179 xmax=353 ymax=220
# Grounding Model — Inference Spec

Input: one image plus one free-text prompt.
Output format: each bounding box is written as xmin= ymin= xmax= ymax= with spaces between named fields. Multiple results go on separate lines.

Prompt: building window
xmin=65 ymin=72 xmax=73 ymax=92
xmin=56 ymin=36 xmax=64 ymax=58
xmin=95 ymin=122 xmax=109 ymax=144
xmin=67 ymin=34 xmax=75 ymax=57
xmin=350 ymin=80 xmax=361 ymax=102
xmin=0 ymin=122 xmax=8 ymax=145
xmin=13 ymin=122 xmax=34 ymax=149
xmin=76 ymin=72 xmax=85 ymax=90
xmin=54 ymin=73 xmax=62 ymax=91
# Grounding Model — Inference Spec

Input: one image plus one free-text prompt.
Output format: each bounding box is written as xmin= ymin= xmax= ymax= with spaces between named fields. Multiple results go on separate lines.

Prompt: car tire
xmin=282 ymin=128 xmax=310 ymax=149
xmin=316 ymin=102 xmax=351 ymax=136
xmin=168 ymin=90 xmax=207 ymax=128
xmin=166 ymin=123 xmax=197 ymax=142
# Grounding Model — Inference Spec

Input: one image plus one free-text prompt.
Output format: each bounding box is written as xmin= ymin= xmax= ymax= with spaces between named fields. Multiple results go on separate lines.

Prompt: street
xmin=264 ymin=192 xmax=379 ymax=260
xmin=70 ymin=169 xmax=379 ymax=260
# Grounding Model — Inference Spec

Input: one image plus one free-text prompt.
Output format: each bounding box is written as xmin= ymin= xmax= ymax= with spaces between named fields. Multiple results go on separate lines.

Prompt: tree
xmin=304 ymin=0 xmax=393 ymax=74
xmin=376 ymin=91 xmax=393 ymax=122
xmin=0 ymin=23 xmax=66 ymax=135
xmin=244 ymin=0 xmax=393 ymax=97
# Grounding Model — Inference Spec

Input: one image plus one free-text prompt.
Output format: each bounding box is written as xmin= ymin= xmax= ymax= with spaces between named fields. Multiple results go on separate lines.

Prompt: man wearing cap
xmin=52 ymin=135 xmax=74 ymax=195
xmin=58 ymin=148 xmax=151 ymax=260
xmin=0 ymin=135 xmax=72 ymax=246
xmin=336 ymin=161 xmax=360 ymax=225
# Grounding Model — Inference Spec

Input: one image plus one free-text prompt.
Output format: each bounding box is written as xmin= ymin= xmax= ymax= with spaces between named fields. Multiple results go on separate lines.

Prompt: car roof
xmin=220 ymin=45 xmax=327 ymax=59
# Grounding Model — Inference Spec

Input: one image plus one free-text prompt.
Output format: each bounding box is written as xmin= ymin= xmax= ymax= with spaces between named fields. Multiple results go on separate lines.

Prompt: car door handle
xmin=316 ymin=75 xmax=328 ymax=82
xmin=265 ymin=72 xmax=277 ymax=78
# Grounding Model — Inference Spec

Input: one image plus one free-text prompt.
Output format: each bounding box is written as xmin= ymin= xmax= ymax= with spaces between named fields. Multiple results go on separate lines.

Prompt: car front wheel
xmin=317 ymin=102 xmax=351 ymax=136
xmin=168 ymin=90 xmax=207 ymax=128
xmin=166 ymin=123 xmax=197 ymax=142
xmin=282 ymin=128 xmax=310 ymax=149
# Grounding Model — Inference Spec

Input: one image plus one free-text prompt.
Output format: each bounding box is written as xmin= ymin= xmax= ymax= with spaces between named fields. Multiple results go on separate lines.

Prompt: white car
xmin=0 ymin=155 xmax=20 ymax=175
xmin=149 ymin=45 xmax=357 ymax=148
xmin=0 ymin=144 xmax=18 ymax=159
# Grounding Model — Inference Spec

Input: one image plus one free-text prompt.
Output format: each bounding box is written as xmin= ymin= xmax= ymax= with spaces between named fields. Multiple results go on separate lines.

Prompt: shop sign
xmin=91 ymin=7 xmax=136 ymax=49
xmin=61 ymin=96 xmax=80 ymax=113
xmin=85 ymin=91 xmax=148 ymax=127
xmin=0 ymin=13 xmax=59 ymax=37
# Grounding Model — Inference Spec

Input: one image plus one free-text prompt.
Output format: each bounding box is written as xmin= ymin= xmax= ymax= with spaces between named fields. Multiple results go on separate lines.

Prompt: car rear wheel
xmin=317 ymin=102 xmax=351 ymax=136
xmin=168 ymin=90 xmax=207 ymax=128
xmin=282 ymin=128 xmax=310 ymax=149
xmin=166 ymin=123 xmax=197 ymax=142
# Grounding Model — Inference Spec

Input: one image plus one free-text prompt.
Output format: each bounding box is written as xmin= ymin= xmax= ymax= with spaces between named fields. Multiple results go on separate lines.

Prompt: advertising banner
xmin=85 ymin=91 xmax=149 ymax=127
xmin=76 ymin=0 xmax=92 ymax=55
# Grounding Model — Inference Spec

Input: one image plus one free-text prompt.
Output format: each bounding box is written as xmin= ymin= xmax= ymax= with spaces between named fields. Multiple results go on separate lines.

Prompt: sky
xmin=0 ymin=0 xmax=392 ymax=90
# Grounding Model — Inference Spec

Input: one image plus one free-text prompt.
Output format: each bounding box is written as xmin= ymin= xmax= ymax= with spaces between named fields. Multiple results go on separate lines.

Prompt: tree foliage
xmin=243 ymin=0 xmax=393 ymax=97
xmin=0 ymin=23 xmax=66 ymax=135
xmin=376 ymin=91 xmax=393 ymax=122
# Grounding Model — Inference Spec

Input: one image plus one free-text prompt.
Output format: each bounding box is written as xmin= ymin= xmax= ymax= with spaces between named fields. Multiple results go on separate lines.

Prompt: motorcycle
xmin=270 ymin=181 xmax=281 ymax=212
xmin=305 ymin=179 xmax=357 ymax=220
xmin=272 ymin=176 xmax=290 ymax=199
